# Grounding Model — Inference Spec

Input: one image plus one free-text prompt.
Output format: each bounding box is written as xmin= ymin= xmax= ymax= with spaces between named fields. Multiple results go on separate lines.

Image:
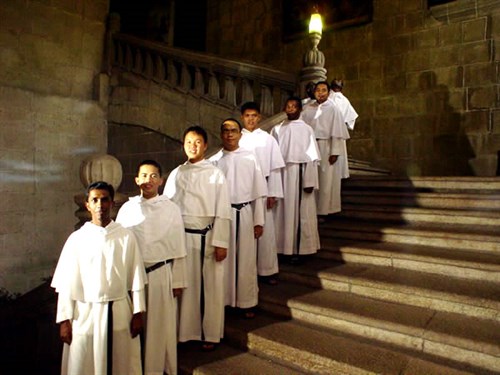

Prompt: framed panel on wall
xmin=283 ymin=0 xmax=373 ymax=42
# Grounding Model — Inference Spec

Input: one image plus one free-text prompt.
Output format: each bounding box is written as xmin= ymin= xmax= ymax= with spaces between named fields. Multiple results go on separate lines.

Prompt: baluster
xmin=180 ymin=62 xmax=191 ymax=90
xmin=167 ymin=59 xmax=178 ymax=86
xmin=223 ymin=76 xmax=236 ymax=106
xmin=208 ymin=73 xmax=220 ymax=99
xmin=279 ymin=89 xmax=290 ymax=112
xmin=144 ymin=52 xmax=154 ymax=78
xmin=241 ymin=79 xmax=254 ymax=104
xmin=117 ymin=41 xmax=124 ymax=67
xmin=154 ymin=55 xmax=165 ymax=81
xmin=194 ymin=68 xmax=205 ymax=95
xmin=260 ymin=84 xmax=274 ymax=116
xmin=125 ymin=45 xmax=133 ymax=71
xmin=134 ymin=49 xmax=143 ymax=74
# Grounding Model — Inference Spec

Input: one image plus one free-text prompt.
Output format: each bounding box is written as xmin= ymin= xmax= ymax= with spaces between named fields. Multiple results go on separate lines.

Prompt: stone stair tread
xmin=321 ymin=217 xmax=500 ymax=240
xmin=320 ymin=237 xmax=500 ymax=269
xmin=343 ymin=190 xmax=500 ymax=199
xmin=258 ymin=281 xmax=500 ymax=356
xmin=178 ymin=341 xmax=307 ymax=375
xmin=341 ymin=203 xmax=500 ymax=219
xmin=279 ymin=259 xmax=500 ymax=310
xmin=224 ymin=309 xmax=481 ymax=375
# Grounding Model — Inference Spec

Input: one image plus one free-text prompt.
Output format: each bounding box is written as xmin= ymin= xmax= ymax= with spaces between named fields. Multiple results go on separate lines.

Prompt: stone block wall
xmin=0 ymin=0 xmax=109 ymax=293
xmin=207 ymin=0 xmax=500 ymax=176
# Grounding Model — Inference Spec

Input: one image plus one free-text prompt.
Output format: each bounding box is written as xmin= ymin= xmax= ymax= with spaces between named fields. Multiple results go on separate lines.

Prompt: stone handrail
xmin=105 ymin=32 xmax=297 ymax=116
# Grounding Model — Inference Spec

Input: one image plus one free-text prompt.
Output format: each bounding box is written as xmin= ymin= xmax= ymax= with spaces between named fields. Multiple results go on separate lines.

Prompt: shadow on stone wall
xmin=108 ymin=123 xmax=186 ymax=196
xmin=419 ymin=71 xmax=475 ymax=176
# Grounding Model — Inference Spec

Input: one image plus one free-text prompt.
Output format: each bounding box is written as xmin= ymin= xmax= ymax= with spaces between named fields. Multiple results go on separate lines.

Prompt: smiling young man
xmin=51 ymin=181 xmax=146 ymax=375
xmin=239 ymin=102 xmax=285 ymax=285
xmin=116 ymin=160 xmax=187 ymax=375
xmin=271 ymin=97 xmax=321 ymax=264
xmin=210 ymin=118 xmax=267 ymax=319
xmin=301 ymin=81 xmax=351 ymax=217
xmin=164 ymin=125 xmax=231 ymax=351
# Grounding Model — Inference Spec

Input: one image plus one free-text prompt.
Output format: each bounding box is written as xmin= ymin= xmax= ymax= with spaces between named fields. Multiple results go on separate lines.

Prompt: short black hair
xmin=220 ymin=118 xmax=242 ymax=131
xmin=305 ymin=82 xmax=316 ymax=100
xmin=86 ymin=181 xmax=115 ymax=201
xmin=183 ymin=125 xmax=208 ymax=143
xmin=137 ymin=159 xmax=162 ymax=177
xmin=240 ymin=101 xmax=260 ymax=114
xmin=315 ymin=81 xmax=331 ymax=91
xmin=331 ymin=79 xmax=343 ymax=90
xmin=285 ymin=96 xmax=303 ymax=110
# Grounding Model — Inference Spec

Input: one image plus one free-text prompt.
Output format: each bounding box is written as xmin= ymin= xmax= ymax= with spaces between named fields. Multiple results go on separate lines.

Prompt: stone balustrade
xmin=105 ymin=33 xmax=297 ymax=116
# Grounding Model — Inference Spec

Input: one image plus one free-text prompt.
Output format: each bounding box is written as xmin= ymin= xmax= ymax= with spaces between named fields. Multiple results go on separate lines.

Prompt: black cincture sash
xmin=145 ymin=259 xmax=173 ymax=274
xmin=185 ymin=224 xmax=213 ymax=341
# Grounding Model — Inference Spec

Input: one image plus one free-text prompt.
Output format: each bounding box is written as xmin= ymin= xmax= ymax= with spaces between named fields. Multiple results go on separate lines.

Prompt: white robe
xmin=329 ymin=90 xmax=359 ymax=130
xmin=51 ymin=221 xmax=146 ymax=375
xmin=301 ymin=99 xmax=350 ymax=215
xmin=164 ymin=160 xmax=231 ymax=343
xmin=210 ymin=148 xmax=267 ymax=308
xmin=271 ymin=119 xmax=321 ymax=255
xmin=116 ymin=195 xmax=187 ymax=375
xmin=240 ymin=128 xmax=285 ymax=276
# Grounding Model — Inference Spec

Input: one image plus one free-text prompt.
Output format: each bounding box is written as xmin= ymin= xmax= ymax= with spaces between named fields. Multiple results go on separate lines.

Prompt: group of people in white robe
xmin=50 ymin=80 xmax=357 ymax=375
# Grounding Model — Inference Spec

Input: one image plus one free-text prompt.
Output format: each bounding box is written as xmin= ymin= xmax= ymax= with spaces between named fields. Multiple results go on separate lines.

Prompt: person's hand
xmin=254 ymin=225 xmax=264 ymax=239
xmin=130 ymin=312 xmax=143 ymax=338
xmin=329 ymin=155 xmax=338 ymax=165
xmin=267 ymin=197 xmax=277 ymax=210
xmin=214 ymin=247 xmax=227 ymax=262
xmin=303 ymin=187 xmax=314 ymax=194
xmin=60 ymin=320 xmax=72 ymax=345
xmin=173 ymin=288 xmax=183 ymax=298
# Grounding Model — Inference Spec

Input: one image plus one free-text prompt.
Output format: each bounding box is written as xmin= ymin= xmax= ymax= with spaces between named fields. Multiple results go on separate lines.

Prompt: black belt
xmin=184 ymin=224 xmax=213 ymax=341
xmin=231 ymin=202 xmax=251 ymax=303
xmin=107 ymin=300 xmax=114 ymax=375
xmin=296 ymin=163 xmax=304 ymax=256
xmin=145 ymin=259 xmax=173 ymax=274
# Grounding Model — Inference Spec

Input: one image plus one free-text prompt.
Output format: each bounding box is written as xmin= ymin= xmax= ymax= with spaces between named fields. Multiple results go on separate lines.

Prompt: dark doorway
xmin=174 ymin=0 xmax=207 ymax=51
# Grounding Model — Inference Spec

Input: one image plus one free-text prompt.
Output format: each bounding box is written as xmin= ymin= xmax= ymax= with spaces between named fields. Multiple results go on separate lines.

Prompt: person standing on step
xmin=239 ymin=101 xmax=285 ymax=285
xmin=164 ymin=125 xmax=231 ymax=352
xmin=210 ymin=118 xmax=268 ymax=318
xmin=52 ymin=181 xmax=146 ymax=375
xmin=329 ymin=78 xmax=358 ymax=131
xmin=301 ymin=81 xmax=350 ymax=218
xmin=116 ymin=160 xmax=187 ymax=375
xmin=271 ymin=97 xmax=321 ymax=264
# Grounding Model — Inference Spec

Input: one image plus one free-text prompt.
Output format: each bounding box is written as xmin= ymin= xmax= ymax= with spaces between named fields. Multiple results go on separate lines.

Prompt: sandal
xmin=201 ymin=342 xmax=217 ymax=352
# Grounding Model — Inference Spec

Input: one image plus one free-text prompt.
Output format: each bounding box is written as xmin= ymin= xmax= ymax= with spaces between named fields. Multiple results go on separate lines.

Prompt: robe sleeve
xmin=56 ymin=294 xmax=75 ymax=323
xmin=267 ymin=168 xmax=284 ymax=198
xmin=211 ymin=217 xmax=231 ymax=249
xmin=252 ymin=196 xmax=266 ymax=227
xmin=171 ymin=256 xmax=188 ymax=289
xmin=132 ymin=290 xmax=146 ymax=314
xmin=330 ymin=137 xmax=344 ymax=156
xmin=303 ymin=160 xmax=319 ymax=190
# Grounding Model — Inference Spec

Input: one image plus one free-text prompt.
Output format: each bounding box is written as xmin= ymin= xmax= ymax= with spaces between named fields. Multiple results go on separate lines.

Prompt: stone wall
xmin=207 ymin=0 xmax=500 ymax=176
xmin=0 ymin=0 xmax=109 ymax=293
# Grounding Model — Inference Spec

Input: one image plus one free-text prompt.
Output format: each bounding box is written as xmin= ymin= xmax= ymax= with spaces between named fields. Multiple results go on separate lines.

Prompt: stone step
xmin=257 ymin=282 xmax=500 ymax=373
xmin=318 ymin=237 xmax=500 ymax=283
xmin=342 ymin=190 xmax=500 ymax=211
xmin=343 ymin=176 xmax=500 ymax=193
xmin=277 ymin=259 xmax=500 ymax=320
xmin=223 ymin=308 xmax=485 ymax=375
xmin=339 ymin=204 xmax=500 ymax=226
xmin=178 ymin=341 xmax=307 ymax=375
xmin=320 ymin=219 xmax=500 ymax=253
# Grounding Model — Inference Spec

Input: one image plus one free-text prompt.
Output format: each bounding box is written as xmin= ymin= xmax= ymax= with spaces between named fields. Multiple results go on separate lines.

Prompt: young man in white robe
xmin=271 ymin=97 xmax=321 ymax=263
xmin=210 ymin=118 xmax=267 ymax=318
xmin=116 ymin=160 xmax=187 ymax=375
xmin=329 ymin=79 xmax=359 ymax=131
xmin=301 ymin=81 xmax=351 ymax=216
xmin=164 ymin=126 xmax=231 ymax=352
xmin=239 ymin=102 xmax=285 ymax=285
xmin=51 ymin=181 xmax=146 ymax=375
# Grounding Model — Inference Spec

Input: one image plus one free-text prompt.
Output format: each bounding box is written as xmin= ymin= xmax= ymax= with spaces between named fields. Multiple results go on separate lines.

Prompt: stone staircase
xmin=179 ymin=176 xmax=500 ymax=374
